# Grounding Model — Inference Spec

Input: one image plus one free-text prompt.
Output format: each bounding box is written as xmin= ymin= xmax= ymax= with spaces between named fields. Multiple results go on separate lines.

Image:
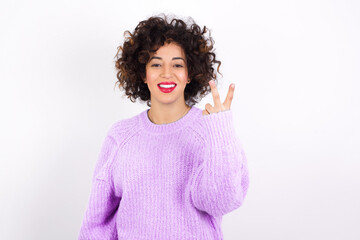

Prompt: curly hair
xmin=114 ymin=14 xmax=222 ymax=107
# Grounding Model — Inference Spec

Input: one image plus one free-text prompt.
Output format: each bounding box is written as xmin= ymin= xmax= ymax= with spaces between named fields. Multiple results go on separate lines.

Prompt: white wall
xmin=1 ymin=0 xmax=359 ymax=239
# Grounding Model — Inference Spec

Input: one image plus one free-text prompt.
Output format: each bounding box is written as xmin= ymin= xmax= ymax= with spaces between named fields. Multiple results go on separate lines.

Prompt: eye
xmin=151 ymin=64 xmax=161 ymax=67
xmin=174 ymin=64 xmax=183 ymax=68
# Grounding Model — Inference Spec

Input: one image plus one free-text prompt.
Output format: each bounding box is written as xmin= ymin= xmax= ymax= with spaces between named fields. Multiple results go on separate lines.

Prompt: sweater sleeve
xmin=190 ymin=109 xmax=249 ymax=217
xmin=78 ymin=134 xmax=121 ymax=240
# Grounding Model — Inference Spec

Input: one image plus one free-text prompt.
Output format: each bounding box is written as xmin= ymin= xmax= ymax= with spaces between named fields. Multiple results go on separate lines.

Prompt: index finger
xmin=209 ymin=80 xmax=222 ymax=108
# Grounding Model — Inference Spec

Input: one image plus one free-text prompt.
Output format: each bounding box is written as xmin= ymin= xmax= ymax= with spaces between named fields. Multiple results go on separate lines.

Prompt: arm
xmin=190 ymin=110 xmax=249 ymax=217
xmin=78 ymin=135 xmax=121 ymax=240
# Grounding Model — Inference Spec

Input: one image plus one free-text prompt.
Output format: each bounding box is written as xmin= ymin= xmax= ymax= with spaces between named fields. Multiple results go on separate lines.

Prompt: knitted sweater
xmin=78 ymin=106 xmax=249 ymax=240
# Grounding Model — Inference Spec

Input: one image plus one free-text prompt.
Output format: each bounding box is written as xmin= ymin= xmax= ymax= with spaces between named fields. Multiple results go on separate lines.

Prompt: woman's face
xmin=144 ymin=42 xmax=189 ymax=107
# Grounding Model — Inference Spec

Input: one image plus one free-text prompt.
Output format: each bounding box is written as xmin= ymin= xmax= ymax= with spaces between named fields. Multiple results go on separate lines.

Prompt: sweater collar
xmin=138 ymin=106 xmax=199 ymax=134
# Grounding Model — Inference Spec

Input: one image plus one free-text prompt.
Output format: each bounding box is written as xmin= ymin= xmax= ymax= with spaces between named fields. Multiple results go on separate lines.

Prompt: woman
xmin=78 ymin=14 xmax=249 ymax=240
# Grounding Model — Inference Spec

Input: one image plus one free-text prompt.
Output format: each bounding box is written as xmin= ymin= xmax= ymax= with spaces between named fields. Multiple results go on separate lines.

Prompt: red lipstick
xmin=157 ymin=82 xmax=177 ymax=93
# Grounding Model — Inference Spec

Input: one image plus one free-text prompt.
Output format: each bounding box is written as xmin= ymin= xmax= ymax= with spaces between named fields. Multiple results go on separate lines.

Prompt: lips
xmin=158 ymin=82 xmax=177 ymax=93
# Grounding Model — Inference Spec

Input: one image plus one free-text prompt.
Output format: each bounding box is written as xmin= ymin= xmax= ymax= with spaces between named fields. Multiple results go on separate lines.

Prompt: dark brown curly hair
xmin=114 ymin=14 xmax=222 ymax=107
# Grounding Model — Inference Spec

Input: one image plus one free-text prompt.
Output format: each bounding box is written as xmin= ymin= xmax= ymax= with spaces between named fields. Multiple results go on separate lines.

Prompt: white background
xmin=1 ymin=0 xmax=359 ymax=239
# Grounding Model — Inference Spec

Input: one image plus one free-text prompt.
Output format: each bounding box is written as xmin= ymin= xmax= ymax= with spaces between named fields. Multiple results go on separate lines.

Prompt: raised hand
xmin=202 ymin=80 xmax=235 ymax=116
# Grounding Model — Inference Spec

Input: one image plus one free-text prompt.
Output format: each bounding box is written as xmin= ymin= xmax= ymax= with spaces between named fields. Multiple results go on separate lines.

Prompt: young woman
xmin=78 ymin=14 xmax=249 ymax=240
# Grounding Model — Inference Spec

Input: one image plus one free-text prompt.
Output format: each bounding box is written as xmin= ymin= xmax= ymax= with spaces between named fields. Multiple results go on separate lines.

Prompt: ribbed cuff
xmin=201 ymin=109 xmax=237 ymax=148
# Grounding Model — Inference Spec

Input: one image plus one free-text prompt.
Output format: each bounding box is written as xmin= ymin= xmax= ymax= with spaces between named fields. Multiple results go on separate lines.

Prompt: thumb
xmin=202 ymin=109 xmax=209 ymax=116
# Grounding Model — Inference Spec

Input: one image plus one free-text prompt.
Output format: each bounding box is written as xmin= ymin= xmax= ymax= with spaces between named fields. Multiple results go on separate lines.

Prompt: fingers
xmin=205 ymin=103 xmax=215 ymax=114
xmin=204 ymin=80 xmax=235 ymax=116
xmin=209 ymin=80 xmax=222 ymax=109
xmin=223 ymin=83 xmax=235 ymax=110
xmin=202 ymin=109 xmax=209 ymax=115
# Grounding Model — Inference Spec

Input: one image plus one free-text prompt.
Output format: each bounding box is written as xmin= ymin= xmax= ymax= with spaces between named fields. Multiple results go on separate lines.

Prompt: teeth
xmin=159 ymin=84 xmax=176 ymax=88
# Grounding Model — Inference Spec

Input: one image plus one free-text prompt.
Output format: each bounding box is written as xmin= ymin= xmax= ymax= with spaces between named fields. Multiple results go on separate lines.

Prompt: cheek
xmin=177 ymin=71 xmax=188 ymax=82
xmin=146 ymin=70 xmax=157 ymax=82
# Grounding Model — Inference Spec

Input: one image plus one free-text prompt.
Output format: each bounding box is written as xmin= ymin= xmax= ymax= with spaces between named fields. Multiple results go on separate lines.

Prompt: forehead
xmin=151 ymin=42 xmax=185 ymax=57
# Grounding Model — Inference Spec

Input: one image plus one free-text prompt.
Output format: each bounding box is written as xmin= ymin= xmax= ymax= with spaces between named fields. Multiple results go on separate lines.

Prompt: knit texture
xmin=78 ymin=106 xmax=249 ymax=240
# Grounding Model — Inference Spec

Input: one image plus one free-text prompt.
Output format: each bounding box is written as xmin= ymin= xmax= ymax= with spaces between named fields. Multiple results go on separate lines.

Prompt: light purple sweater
xmin=78 ymin=106 xmax=249 ymax=240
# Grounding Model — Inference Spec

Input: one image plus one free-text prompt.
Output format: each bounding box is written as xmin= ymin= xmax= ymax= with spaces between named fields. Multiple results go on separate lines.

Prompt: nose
xmin=160 ymin=64 xmax=173 ymax=78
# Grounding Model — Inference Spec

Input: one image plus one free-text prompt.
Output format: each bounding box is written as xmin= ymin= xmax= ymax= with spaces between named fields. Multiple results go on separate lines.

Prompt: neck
xmin=148 ymin=103 xmax=191 ymax=125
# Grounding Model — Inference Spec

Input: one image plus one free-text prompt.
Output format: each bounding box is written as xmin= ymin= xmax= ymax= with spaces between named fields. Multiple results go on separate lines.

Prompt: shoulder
xmin=185 ymin=106 xmax=208 ymax=144
xmin=105 ymin=112 xmax=142 ymax=147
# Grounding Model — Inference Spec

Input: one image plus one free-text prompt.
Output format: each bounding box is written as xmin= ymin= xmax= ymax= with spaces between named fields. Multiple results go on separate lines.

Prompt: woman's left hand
xmin=202 ymin=80 xmax=235 ymax=115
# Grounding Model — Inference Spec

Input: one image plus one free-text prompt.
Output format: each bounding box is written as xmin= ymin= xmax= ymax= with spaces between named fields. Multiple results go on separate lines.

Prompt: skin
xmin=202 ymin=80 xmax=235 ymax=116
xmin=144 ymin=42 xmax=191 ymax=124
xmin=144 ymin=42 xmax=235 ymax=124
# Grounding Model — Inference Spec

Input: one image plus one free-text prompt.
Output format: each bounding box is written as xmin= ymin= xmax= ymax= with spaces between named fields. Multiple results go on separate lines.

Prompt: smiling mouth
xmin=157 ymin=83 xmax=177 ymax=93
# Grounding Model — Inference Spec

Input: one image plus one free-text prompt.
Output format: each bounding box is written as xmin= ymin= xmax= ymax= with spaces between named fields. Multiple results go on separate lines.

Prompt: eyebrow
xmin=150 ymin=56 xmax=185 ymax=61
